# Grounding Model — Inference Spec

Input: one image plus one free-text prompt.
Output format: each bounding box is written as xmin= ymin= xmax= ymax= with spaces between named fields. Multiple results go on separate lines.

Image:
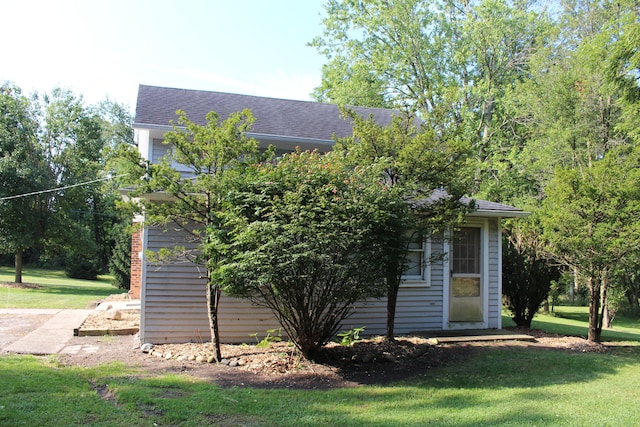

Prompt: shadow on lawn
xmin=503 ymin=312 xmax=640 ymax=342
xmin=531 ymin=316 xmax=640 ymax=342
xmin=33 ymin=284 xmax=115 ymax=299
xmin=0 ymin=266 xmax=111 ymax=284
xmin=305 ymin=345 xmax=640 ymax=426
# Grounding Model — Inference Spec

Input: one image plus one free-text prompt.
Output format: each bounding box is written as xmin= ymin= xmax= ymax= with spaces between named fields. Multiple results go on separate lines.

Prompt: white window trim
xmin=401 ymin=238 xmax=431 ymax=287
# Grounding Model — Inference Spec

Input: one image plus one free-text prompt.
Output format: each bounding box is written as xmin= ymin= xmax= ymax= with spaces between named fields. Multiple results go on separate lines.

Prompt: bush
xmin=503 ymin=234 xmax=561 ymax=328
xmin=214 ymin=150 xmax=397 ymax=358
xmin=64 ymin=252 xmax=101 ymax=280
xmin=109 ymin=230 xmax=131 ymax=289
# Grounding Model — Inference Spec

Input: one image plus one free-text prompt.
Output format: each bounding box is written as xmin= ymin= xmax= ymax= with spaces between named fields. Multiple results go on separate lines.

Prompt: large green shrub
xmin=213 ymin=150 xmax=402 ymax=358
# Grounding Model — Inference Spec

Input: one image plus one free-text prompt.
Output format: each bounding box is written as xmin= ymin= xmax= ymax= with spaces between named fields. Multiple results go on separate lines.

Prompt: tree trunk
xmin=386 ymin=285 xmax=398 ymax=342
xmin=14 ymin=249 xmax=24 ymax=284
xmin=587 ymin=276 xmax=602 ymax=342
xmin=597 ymin=272 xmax=609 ymax=332
xmin=627 ymin=285 xmax=639 ymax=315
xmin=570 ymin=268 xmax=578 ymax=303
xmin=542 ymin=300 xmax=549 ymax=313
xmin=603 ymin=304 xmax=611 ymax=328
xmin=206 ymin=280 xmax=222 ymax=361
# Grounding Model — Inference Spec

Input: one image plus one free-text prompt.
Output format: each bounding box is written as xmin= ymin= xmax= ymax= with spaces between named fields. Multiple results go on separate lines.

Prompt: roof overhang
xmin=133 ymin=123 xmax=336 ymax=152
xmin=467 ymin=209 xmax=530 ymax=218
xmin=412 ymin=190 xmax=530 ymax=219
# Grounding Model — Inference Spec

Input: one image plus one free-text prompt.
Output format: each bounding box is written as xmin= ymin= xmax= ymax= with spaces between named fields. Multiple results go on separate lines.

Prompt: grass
xmin=1 ymin=304 xmax=640 ymax=425
xmin=503 ymin=306 xmax=640 ymax=344
xmin=1 ymin=343 xmax=639 ymax=426
xmin=0 ymin=266 xmax=119 ymax=309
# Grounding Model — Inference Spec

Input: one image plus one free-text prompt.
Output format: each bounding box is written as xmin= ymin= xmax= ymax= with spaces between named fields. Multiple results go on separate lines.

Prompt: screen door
xmin=449 ymin=227 xmax=483 ymax=322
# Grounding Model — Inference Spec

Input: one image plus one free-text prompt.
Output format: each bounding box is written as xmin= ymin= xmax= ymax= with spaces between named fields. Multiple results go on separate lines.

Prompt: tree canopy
xmin=312 ymin=0 xmax=640 ymax=338
xmin=0 ymin=82 xmax=134 ymax=283
xmin=541 ymin=145 xmax=640 ymax=341
xmin=335 ymin=109 xmax=473 ymax=339
xmin=0 ymin=84 xmax=49 ymax=282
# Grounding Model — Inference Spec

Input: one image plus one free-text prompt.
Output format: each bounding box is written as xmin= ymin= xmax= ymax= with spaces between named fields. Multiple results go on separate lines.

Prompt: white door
xmin=449 ymin=227 xmax=483 ymax=323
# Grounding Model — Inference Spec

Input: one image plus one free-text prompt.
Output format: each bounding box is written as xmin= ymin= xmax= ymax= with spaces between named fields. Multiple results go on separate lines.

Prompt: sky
xmin=2 ymin=0 xmax=328 ymax=111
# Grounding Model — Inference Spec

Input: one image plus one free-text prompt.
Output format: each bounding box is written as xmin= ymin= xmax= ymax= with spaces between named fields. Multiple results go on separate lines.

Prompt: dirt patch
xmin=1 ymin=282 xmax=41 ymax=289
xmin=56 ymin=326 xmax=609 ymax=390
xmin=512 ymin=327 xmax=608 ymax=353
xmin=58 ymin=334 xmax=467 ymax=389
xmin=77 ymin=310 xmax=139 ymax=335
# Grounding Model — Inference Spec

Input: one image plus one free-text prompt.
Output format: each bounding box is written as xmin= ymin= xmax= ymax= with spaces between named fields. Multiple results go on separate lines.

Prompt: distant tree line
xmin=311 ymin=0 xmax=640 ymax=341
xmin=0 ymin=83 xmax=135 ymax=286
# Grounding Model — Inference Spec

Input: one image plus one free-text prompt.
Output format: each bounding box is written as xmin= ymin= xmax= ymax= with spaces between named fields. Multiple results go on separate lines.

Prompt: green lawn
xmin=503 ymin=306 xmax=640 ymax=343
xmin=1 ymin=342 xmax=638 ymax=426
xmin=0 ymin=266 xmax=120 ymax=309
xmin=1 ymin=303 xmax=639 ymax=425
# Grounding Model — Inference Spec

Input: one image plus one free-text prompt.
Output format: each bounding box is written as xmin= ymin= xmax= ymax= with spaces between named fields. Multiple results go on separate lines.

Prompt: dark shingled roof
xmin=413 ymin=189 xmax=529 ymax=218
xmin=134 ymin=85 xmax=527 ymax=217
xmin=134 ymin=84 xmax=398 ymax=141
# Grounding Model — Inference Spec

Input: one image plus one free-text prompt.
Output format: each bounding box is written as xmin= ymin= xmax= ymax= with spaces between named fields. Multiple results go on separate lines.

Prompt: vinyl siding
xmin=140 ymin=222 xmax=503 ymax=344
xmin=141 ymin=226 xmax=281 ymax=344
xmin=151 ymin=139 xmax=194 ymax=176
xmin=487 ymin=218 xmax=501 ymax=328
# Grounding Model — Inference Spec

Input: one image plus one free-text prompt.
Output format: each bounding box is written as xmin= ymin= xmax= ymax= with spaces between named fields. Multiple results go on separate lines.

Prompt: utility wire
xmin=0 ymin=174 xmax=129 ymax=201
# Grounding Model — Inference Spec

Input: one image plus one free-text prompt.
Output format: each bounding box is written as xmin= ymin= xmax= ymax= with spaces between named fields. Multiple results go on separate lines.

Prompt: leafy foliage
xmin=109 ymin=224 xmax=132 ymax=289
xmin=311 ymin=0 xmax=551 ymax=194
xmin=337 ymin=326 xmax=366 ymax=346
xmin=335 ymin=110 xmax=473 ymax=339
xmin=139 ymin=109 xmax=264 ymax=361
xmin=541 ymin=145 xmax=640 ymax=341
xmin=0 ymin=83 xmax=134 ymax=282
xmin=213 ymin=149 xmax=404 ymax=358
xmin=0 ymin=84 xmax=51 ymax=282
xmin=502 ymin=222 xmax=561 ymax=328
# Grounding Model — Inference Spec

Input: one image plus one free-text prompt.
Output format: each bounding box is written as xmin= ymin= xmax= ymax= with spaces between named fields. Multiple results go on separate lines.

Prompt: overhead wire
xmin=0 ymin=174 xmax=129 ymax=201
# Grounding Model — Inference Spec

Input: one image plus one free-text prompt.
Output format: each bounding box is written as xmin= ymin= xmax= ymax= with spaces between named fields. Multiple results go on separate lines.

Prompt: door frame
xmin=442 ymin=219 xmax=489 ymax=330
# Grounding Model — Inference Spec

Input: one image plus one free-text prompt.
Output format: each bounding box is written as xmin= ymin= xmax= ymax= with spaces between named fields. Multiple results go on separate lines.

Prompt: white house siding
xmin=486 ymin=218 xmax=502 ymax=329
xmin=141 ymin=223 xmax=502 ymax=345
xmin=141 ymin=226 xmax=281 ymax=344
xmin=151 ymin=139 xmax=194 ymax=177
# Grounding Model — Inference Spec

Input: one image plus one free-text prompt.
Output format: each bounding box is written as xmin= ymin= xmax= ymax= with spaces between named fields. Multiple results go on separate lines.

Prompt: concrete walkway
xmin=420 ymin=329 xmax=536 ymax=344
xmin=1 ymin=300 xmax=140 ymax=355
xmin=2 ymin=309 xmax=93 ymax=355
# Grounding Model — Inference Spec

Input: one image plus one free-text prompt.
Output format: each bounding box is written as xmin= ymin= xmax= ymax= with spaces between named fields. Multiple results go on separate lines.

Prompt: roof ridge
xmin=137 ymin=84 xmax=398 ymax=113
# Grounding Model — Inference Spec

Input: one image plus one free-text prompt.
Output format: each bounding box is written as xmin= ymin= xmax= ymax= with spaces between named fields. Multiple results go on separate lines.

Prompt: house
xmin=130 ymin=84 xmax=528 ymax=344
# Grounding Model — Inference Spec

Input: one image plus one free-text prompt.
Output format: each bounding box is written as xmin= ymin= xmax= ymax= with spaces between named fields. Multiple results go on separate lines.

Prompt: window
xmin=402 ymin=233 xmax=429 ymax=283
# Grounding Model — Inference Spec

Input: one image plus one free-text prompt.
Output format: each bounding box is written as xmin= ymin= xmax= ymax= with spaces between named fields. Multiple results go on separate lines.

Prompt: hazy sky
xmin=2 ymin=0 xmax=327 ymax=110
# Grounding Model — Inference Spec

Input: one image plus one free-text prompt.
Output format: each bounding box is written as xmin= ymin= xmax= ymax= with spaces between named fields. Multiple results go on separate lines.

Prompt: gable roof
xmin=134 ymin=84 xmax=398 ymax=143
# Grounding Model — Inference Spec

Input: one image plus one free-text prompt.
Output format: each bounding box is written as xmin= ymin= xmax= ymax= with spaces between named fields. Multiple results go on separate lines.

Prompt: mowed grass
xmin=503 ymin=306 xmax=640 ymax=344
xmin=1 ymin=342 xmax=639 ymax=426
xmin=0 ymin=266 xmax=119 ymax=309
xmin=1 ymin=302 xmax=640 ymax=425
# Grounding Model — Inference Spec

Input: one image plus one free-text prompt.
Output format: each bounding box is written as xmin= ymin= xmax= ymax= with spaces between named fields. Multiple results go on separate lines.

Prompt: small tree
xmin=335 ymin=110 xmax=472 ymax=340
xmin=502 ymin=221 xmax=561 ymax=328
xmin=140 ymin=109 xmax=262 ymax=361
xmin=213 ymin=150 xmax=400 ymax=358
xmin=541 ymin=145 xmax=640 ymax=342
xmin=109 ymin=224 xmax=131 ymax=290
